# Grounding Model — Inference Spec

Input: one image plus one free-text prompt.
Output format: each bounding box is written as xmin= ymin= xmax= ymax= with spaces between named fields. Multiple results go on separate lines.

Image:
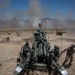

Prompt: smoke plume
xmin=28 ymin=0 xmax=42 ymax=27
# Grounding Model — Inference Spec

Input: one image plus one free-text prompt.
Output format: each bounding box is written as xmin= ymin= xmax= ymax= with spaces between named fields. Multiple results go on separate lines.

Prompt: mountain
xmin=0 ymin=17 xmax=75 ymax=30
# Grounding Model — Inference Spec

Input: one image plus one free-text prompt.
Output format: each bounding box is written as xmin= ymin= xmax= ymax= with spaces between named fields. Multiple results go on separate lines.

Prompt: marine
xmin=51 ymin=45 xmax=60 ymax=61
xmin=62 ymin=44 xmax=75 ymax=66
xmin=17 ymin=41 xmax=31 ymax=62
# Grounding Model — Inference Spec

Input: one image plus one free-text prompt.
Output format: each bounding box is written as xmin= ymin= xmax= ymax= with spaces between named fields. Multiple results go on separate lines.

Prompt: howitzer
xmin=14 ymin=23 xmax=68 ymax=75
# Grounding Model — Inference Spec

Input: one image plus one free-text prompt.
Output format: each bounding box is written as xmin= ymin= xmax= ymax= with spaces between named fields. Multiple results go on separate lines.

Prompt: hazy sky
xmin=0 ymin=0 xmax=75 ymax=20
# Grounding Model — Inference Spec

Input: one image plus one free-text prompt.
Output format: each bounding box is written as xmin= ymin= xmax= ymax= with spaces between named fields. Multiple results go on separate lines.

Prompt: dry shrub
xmin=6 ymin=37 xmax=10 ymax=41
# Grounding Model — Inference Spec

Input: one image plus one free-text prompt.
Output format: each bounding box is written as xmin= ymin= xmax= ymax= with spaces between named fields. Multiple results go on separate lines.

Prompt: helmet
xmin=71 ymin=44 xmax=75 ymax=47
xmin=54 ymin=45 xmax=59 ymax=49
xmin=25 ymin=41 xmax=29 ymax=46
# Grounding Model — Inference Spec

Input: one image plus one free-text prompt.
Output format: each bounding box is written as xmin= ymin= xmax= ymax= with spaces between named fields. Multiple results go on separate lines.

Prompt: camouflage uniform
xmin=17 ymin=41 xmax=31 ymax=62
xmin=53 ymin=46 xmax=60 ymax=58
xmin=62 ymin=44 xmax=75 ymax=66
xmin=20 ymin=41 xmax=31 ymax=60
xmin=51 ymin=45 xmax=60 ymax=61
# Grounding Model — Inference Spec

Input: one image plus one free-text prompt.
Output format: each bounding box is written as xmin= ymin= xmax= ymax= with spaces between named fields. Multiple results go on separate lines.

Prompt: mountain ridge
xmin=0 ymin=17 xmax=75 ymax=30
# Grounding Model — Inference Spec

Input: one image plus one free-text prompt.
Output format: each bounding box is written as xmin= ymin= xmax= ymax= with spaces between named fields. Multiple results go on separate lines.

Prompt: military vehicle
xmin=14 ymin=24 xmax=68 ymax=75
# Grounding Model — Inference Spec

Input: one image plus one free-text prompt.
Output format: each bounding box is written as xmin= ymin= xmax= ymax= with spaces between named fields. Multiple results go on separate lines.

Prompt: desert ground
xmin=0 ymin=30 xmax=75 ymax=75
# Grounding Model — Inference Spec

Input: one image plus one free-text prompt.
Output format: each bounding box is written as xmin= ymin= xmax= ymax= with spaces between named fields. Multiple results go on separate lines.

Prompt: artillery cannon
xmin=14 ymin=24 xmax=68 ymax=75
